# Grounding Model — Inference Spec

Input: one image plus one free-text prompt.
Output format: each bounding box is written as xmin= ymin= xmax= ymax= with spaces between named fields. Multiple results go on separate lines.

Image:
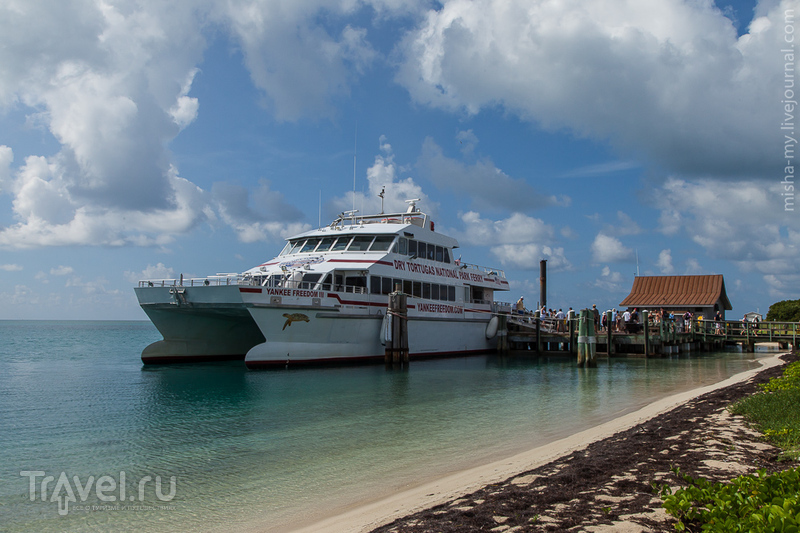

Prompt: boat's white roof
xmin=287 ymin=208 xmax=459 ymax=248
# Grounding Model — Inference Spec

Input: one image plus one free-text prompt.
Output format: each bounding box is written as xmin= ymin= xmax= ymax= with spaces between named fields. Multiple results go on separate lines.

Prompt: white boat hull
xmin=243 ymin=303 xmax=497 ymax=368
xmin=135 ymin=285 xmax=264 ymax=363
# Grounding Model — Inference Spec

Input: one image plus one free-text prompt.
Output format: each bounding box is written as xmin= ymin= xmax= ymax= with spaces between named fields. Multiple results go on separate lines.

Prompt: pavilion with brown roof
xmin=619 ymin=275 xmax=732 ymax=320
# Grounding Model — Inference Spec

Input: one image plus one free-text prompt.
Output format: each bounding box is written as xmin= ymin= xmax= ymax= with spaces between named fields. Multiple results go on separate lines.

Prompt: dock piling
xmin=577 ymin=309 xmax=597 ymax=367
xmin=385 ymin=286 xmax=408 ymax=365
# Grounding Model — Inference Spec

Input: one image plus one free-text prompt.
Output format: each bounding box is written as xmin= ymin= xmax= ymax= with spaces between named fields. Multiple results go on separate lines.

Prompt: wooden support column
xmin=497 ymin=314 xmax=509 ymax=354
xmin=568 ymin=315 xmax=575 ymax=355
xmin=643 ymin=310 xmax=650 ymax=357
xmin=385 ymin=286 xmax=408 ymax=365
xmin=536 ymin=317 xmax=542 ymax=354
xmin=577 ymin=309 xmax=597 ymax=367
xmin=606 ymin=311 xmax=613 ymax=355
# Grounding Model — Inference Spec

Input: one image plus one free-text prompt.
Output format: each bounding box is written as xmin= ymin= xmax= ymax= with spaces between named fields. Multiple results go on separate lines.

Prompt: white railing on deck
xmin=456 ymin=261 xmax=506 ymax=279
xmin=138 ymin=274 xmax=257 ymax=288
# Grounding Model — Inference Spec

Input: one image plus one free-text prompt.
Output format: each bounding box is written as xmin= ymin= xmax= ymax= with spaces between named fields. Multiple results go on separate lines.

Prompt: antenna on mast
xmin=378 ymin=187 xmax=385 ymax=214
xmin=352 ymin=122 xmax=357 ymax=214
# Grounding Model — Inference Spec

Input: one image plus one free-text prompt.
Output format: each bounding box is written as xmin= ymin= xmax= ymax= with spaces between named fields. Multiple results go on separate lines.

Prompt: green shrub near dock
xmin=660 ymin=360 xmax=800 ymax=531
xmin=731 ymin=360 xmax=800 ymax=461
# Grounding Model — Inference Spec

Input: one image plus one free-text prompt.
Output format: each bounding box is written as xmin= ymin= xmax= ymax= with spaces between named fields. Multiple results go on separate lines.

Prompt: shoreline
xmin=291 ymin=352 xmax=787 ymax=533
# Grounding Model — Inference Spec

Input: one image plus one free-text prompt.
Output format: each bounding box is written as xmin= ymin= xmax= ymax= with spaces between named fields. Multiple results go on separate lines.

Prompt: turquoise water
xmin=0 ymin=320 xmax=767 ymax=532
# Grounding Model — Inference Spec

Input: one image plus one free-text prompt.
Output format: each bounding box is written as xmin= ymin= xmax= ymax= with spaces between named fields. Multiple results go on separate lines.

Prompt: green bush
xmin=660 ymin=466 xmax=800 ymax=532
xmin=729 ymin=361 xmax=800 ymax=460
xmin=767 ymin=300 xmax=800 ymax=322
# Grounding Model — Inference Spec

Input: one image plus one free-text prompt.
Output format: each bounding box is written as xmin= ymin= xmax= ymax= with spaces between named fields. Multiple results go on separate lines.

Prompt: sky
xmin=0 ymin=0 xmax=797 ymax=320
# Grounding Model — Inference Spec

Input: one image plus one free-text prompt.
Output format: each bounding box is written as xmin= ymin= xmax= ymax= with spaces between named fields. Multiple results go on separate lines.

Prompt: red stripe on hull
xmin=245 ymin=348 xmax=494 ymax=369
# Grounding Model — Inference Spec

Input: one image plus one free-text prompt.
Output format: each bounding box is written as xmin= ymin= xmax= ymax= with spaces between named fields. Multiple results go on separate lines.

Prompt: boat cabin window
xmin=382 ymin=277 xmax=394 ymax=294
xmin=396 ymin=237 xmax=407 ymax=255
xmin=345 ymin=275 xmax=367 ymax=293
xmin=369 ymin=235 xmax=395 ymax=251
xmin=320 ymin=273 xmax=332 ymax=290
xmin=403 ymin=279 xmax=412 ymax=295
xmin=301 ymin=238 xmax=321 ymax=253
xmin=472 ymin=286 xmax=486 ymax=303
xmin=316 ymin=237 xmax=336 ymax=252
xmin=289 ymin=240 xmax=306 ymax=254
xmin=412 ymin=281 xmax=422 ymax=298
xmin=300 ymin=273 xmax=321 ymax=288
xmin=401 ymin=239 xmax=452 ymax=264
xmin=331 ymin=236 xmax=351 ymax=251
xmin=408 ymin=239 xmax=417 ymax=258
xmin=279 ymin=242 xmax=292 ymax=256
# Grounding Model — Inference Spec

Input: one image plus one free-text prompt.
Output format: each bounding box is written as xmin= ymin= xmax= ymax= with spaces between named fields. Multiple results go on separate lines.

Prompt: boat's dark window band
xmin=278 ymin=235 xmax=452 ymax=264
xmin=369 ymin=275 xmax=456 ymax=301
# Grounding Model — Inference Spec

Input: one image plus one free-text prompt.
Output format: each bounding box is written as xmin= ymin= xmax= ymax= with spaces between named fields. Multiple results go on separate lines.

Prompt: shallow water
xmin=0 ymin=320 xmax=768 ymax=532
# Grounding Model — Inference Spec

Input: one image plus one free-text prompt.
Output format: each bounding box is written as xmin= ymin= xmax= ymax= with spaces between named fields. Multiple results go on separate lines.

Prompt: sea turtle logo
xmin=282 ymin=313 xmax=310 ymax=330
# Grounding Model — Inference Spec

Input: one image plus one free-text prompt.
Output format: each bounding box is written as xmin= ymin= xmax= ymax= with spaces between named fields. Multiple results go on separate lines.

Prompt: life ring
xmin=485 ymin=316 xmax=499 ymax=339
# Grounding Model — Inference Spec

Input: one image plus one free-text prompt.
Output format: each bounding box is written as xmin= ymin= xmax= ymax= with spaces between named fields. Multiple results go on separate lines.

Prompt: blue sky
xmin=0 ymin=0 xmax=796 ymax=320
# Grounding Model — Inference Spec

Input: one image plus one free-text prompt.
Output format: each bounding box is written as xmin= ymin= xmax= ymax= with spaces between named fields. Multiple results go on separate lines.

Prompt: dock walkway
xmin=504 ymin=313 xmax=796 ymax=357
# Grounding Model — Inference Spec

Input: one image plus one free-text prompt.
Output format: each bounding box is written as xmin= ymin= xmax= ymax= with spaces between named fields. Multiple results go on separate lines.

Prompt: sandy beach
xmin=293 ymin=351 xmax=792 ymax=533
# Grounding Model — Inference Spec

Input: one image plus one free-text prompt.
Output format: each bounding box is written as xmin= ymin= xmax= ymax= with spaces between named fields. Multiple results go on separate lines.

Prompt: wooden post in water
xmin=642 ymin=310 xmax=650 ymax=357
xmin=577 ymin=309 xmax=597 ymax=367
xmin=385 ymin=285 xmax=408 ymax=365
xmin=536 ymin=316 xmax=542 ymax=354
xmin=568 ymin=315 xmax=575 ymax=355
xmin=497 ymin=313 xmax=509 ymax=354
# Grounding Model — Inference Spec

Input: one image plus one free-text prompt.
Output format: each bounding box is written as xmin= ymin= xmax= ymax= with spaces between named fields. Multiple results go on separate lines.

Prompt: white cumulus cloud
xmin=591 ymin=233 xmax=634 ymax=263
xmin=396 ymin=0 xmax=789 ymax=179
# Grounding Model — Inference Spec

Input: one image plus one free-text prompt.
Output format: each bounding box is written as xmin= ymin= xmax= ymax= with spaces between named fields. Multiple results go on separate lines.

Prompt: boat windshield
xmin=316 ymin=237 xmax=336 ymax=252
xmin=300 ymin=238 xmax=321 ymax=253
xmin=331 ymin=236 xmax=351 ymax=251
xmin=369 ymin=235 xmax=395 ymax=251
xmin=348 ymin=236 xmax=374 ymax=251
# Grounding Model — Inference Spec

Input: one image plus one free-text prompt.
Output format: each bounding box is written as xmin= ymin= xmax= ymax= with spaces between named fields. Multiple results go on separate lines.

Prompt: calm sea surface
xmin=0 ymin=320 xmax=769 ymax=532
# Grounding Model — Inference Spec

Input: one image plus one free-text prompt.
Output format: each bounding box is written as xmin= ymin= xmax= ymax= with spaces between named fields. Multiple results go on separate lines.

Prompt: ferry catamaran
xmin=135 ymin=200 xmax=511 ymax=367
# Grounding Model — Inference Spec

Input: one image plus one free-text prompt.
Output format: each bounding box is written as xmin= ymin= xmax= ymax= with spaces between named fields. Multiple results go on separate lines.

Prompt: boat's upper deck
xmin=137 ymin=202 xmax=509 ymax=295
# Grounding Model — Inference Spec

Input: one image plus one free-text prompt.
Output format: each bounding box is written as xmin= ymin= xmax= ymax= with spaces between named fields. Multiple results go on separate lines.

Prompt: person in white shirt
xmin=555 ymin=308 xmax=565 ymax=332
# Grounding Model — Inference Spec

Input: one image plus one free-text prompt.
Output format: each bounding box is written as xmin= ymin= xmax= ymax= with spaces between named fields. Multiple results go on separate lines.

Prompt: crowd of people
xmin=511 ymin=297 xmax=755 ymax=337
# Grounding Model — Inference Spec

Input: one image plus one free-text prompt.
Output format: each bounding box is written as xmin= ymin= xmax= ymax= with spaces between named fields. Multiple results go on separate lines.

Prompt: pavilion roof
xmin=619 ymin=275 xmax=732 ymax=310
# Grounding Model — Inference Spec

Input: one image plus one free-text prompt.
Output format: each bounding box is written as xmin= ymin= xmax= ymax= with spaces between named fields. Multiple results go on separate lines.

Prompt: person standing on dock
xmin=556 ymin=308 xmax=565 ymax=332
xmin=592 ymin=304 xmax=600 ymax=333
xmin=622 ymin=309 xmax=631 ymax=333
xmin=516 ymin=296 xmax=525 ymax=315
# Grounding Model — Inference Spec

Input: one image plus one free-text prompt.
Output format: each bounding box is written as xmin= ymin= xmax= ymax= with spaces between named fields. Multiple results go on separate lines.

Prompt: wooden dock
xmin=503 ymin=312 xmax=797 ymax=357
